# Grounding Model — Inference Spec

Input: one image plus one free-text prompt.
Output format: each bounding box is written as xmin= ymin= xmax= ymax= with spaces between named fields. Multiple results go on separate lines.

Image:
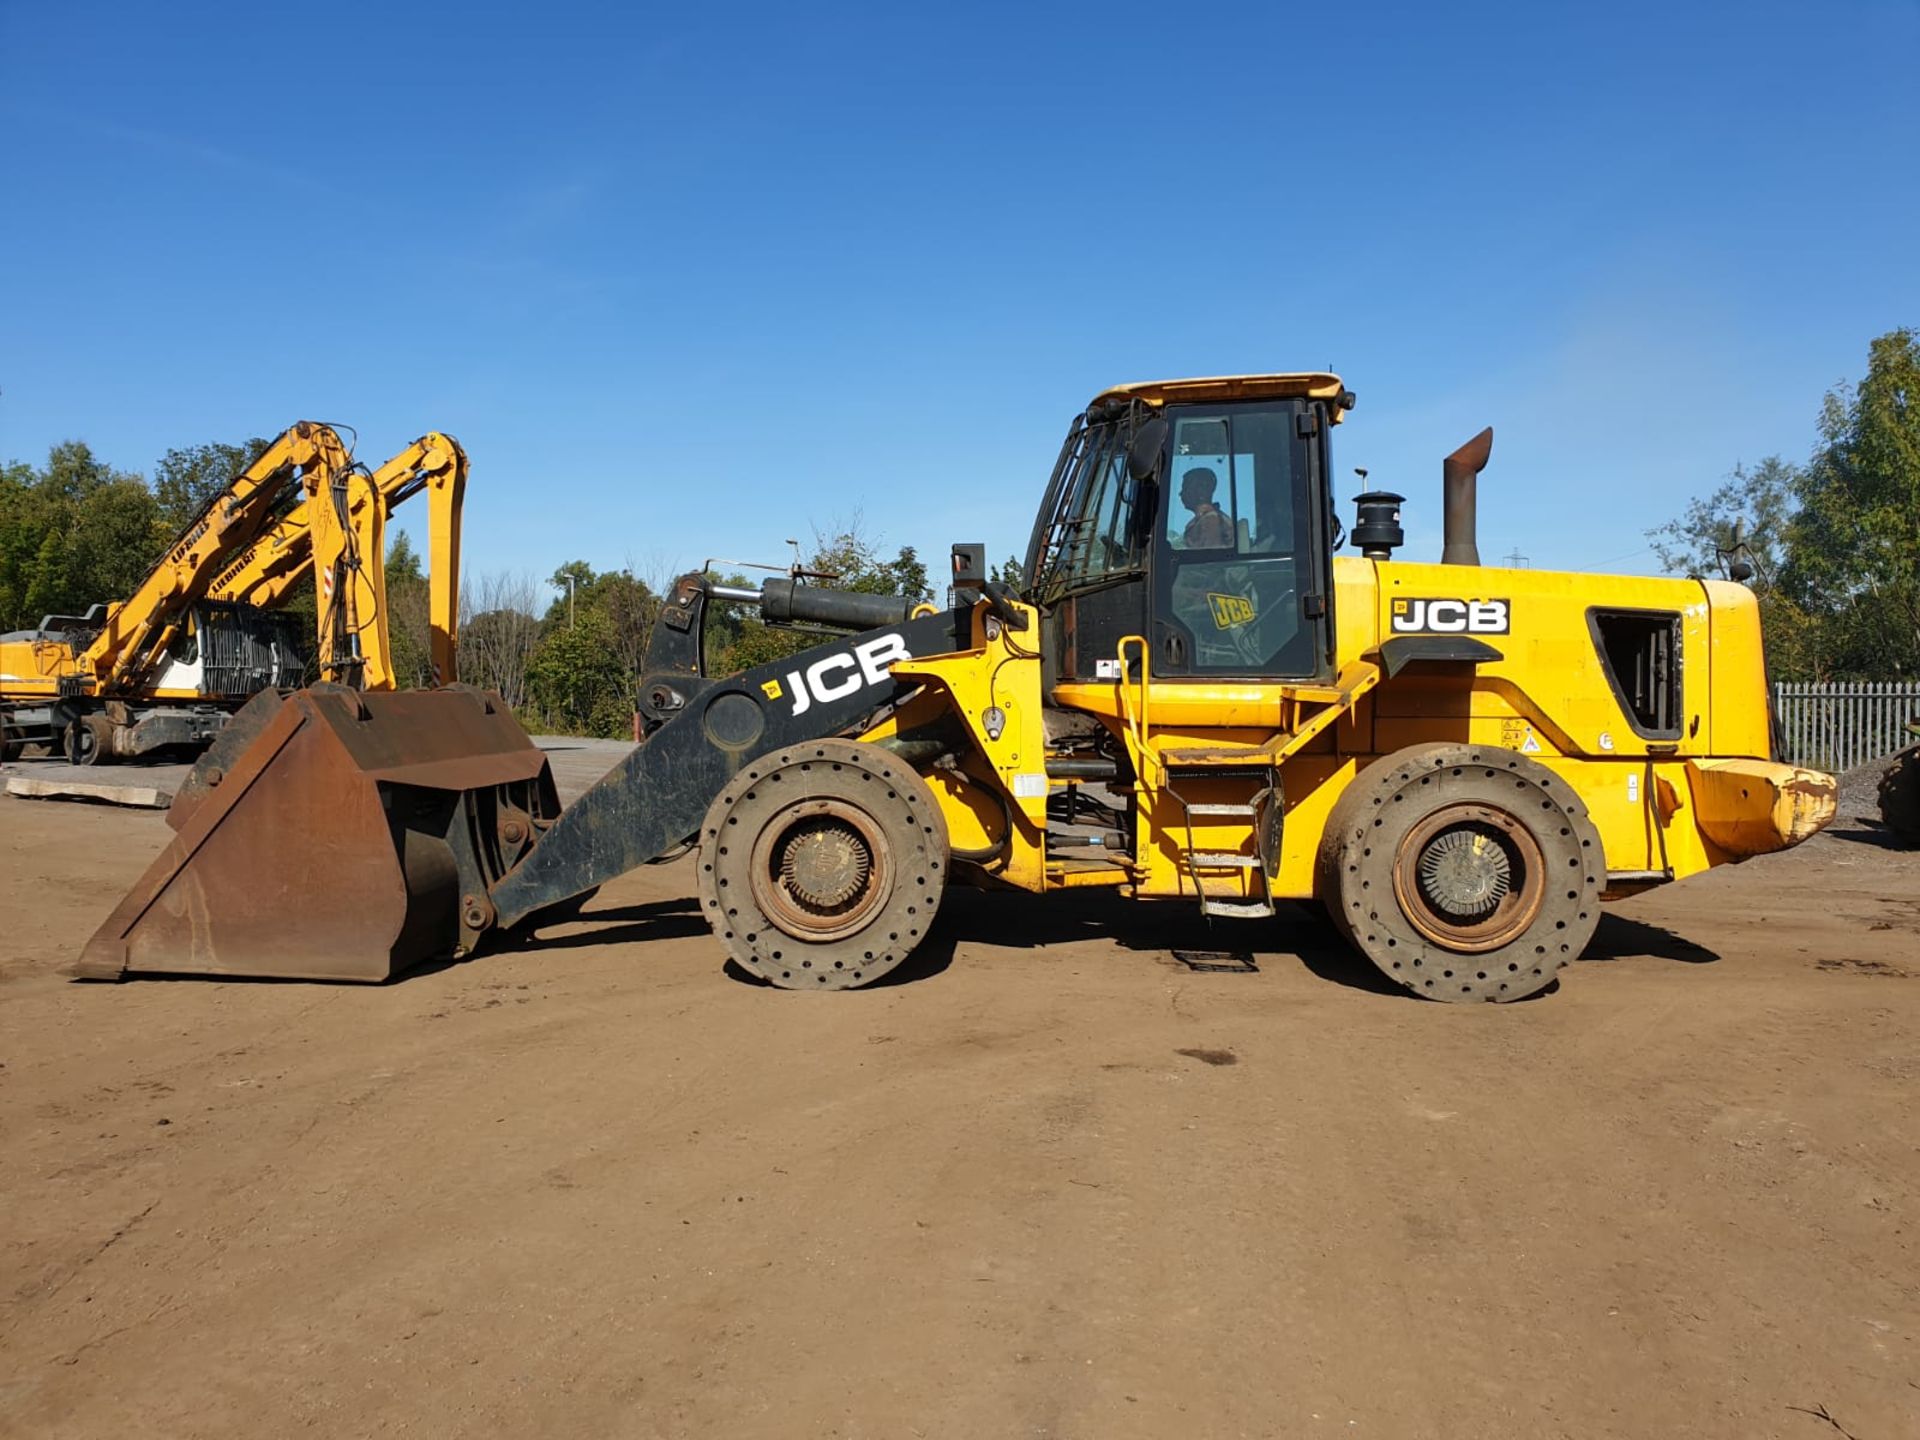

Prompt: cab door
xmin=1149 ymin=400 xmax=1332 ymax=683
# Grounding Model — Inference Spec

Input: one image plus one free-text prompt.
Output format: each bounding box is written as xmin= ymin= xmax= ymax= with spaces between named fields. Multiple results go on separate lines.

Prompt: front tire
xmin=1318 ymin=743 xmax=1604 ymax=1002
xmin=697 ymin=739 xmax=948 ymax=990
xmin=65 ymin=718 xmax=105 ymax=766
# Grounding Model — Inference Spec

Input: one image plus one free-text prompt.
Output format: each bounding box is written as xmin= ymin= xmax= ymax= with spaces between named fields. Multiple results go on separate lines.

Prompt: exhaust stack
xmin=1441 ymin=427 xmax=1494 ymax=566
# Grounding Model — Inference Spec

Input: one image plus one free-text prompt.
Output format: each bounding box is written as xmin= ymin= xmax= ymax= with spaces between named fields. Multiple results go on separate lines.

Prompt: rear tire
xmin=697 ymin=739 xmax=948 ymax=990
xmin=1317 ymin=743 xmax=1604 ymax=1002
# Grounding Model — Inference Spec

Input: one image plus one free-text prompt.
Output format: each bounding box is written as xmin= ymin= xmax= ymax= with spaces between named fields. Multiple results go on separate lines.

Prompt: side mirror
xmin=1126 ymin=417 xmax=1168 ymax=483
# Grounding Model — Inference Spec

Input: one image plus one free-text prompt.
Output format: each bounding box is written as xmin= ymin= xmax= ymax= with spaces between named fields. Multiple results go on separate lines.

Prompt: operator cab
xmin=1024 ymin=374 xmax=1350 ymax=687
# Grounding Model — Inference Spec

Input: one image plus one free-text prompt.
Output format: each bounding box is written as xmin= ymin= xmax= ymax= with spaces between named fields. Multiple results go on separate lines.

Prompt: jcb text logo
xmin=1207 ymin=592 xmax=1256 ymax=630
xmin=769 ymin=633 xmax=914 ymax=716
xmin=1390 ymin=598 xmax=1510 ymax=634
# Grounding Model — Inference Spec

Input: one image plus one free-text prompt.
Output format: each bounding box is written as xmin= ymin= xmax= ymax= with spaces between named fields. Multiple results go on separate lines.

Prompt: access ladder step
xmin=1165 ymin=763 xmax=1276 ymax=779
xmin=1185 ymin=803 xmax=1257 ymax=817
xmin=1190 ymin=851 xmax=1259 ymax=868
xmin=1198 ymin=899 xmax=1275 ymax=919
xmin=1158 ymin=743 xmax=1282 ymax=768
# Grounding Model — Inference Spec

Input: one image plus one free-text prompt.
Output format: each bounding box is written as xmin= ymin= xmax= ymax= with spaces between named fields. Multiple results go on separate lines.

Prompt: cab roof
xmin=1091 ymin=372 xmax=1351 ymax=422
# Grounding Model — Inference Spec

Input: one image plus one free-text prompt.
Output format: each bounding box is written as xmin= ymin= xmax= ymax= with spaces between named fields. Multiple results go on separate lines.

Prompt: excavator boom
xmin=4 ymin=423 xmax=466 ymax=764
xmin=206 ymin=432 xmax=467 ymax=687
xmin=82 ymin=422 xmax=352 ymax=690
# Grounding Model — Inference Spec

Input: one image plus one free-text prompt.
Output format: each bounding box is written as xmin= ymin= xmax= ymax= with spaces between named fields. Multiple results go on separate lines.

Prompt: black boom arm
xmin=486 ymin=603 xmax=970 ymax=929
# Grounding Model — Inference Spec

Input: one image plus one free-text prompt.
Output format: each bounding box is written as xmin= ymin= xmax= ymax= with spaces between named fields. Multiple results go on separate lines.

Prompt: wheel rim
xmin=1391 ymin=802 xmax=1545 ymax=953
xmin=748 ymin=797 xmax=894 ymax=943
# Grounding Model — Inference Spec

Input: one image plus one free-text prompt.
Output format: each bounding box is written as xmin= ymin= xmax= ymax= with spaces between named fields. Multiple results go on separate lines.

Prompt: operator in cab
xmin=1180 ymin=467 xmax=1234 ymax=549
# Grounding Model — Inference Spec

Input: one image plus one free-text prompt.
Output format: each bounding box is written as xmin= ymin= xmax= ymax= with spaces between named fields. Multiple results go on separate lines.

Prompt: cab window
xmin=1030 ymin=415 xmax=1144 ymax=600
xmin=1155 ymin=405 xmax=1316 ymax=676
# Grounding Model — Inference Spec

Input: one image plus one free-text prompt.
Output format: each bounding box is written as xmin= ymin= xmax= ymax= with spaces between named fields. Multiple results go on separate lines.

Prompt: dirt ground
xmin=1 ymin=781 xmax=1915 ymax=1439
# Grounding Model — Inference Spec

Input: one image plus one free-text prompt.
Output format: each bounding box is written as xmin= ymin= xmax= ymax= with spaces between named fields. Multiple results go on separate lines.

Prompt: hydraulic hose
xmin=947 ymin=770 xmax=1014 ymax=865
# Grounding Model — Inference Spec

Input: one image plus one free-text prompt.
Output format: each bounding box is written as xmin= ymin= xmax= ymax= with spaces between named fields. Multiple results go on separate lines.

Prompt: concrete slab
xmin=5 ymin=775 xmax=173 ymax=809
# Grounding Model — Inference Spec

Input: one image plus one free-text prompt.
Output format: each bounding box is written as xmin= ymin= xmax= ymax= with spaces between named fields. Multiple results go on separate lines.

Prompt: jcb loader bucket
xmin=76 ymin=685 xmax=559 ymax=982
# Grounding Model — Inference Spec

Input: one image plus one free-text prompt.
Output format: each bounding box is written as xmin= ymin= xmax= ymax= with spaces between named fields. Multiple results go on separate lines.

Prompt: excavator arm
xmin=308 ymin=462 xmax=387 ymax=689
xmin=77 ymin=423 xmax=353 ymax=691
xmin=205 ymin=433 xmax=467 ymax=688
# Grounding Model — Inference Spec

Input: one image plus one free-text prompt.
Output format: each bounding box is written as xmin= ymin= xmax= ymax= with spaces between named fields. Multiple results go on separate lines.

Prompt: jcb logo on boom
xmin=762 ymin=633 xmax=914 ymax=716
xmin=1390 ymin=597 xmax=1511 ymax=635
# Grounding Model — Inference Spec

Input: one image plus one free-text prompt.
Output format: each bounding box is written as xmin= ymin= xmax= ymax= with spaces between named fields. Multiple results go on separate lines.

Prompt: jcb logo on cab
xmin=1390 ymin=598 xmax=1510 ymax=634
xmin=1207 ymin=592 xmax=1256 ymax=630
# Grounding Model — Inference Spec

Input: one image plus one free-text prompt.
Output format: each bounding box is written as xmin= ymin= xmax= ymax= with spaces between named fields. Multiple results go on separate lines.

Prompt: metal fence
xmin=1774 ymin=681 xmax=1920 ymax=773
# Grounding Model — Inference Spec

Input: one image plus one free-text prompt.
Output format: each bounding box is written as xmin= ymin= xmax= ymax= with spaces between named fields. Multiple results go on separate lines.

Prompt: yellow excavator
xmin=80 ymin=375 xmax=1837 ymax=1002
xmin=206 ymin=430 xmax=467 ymax=688
xmin=0 ymin=425 xmax=465 ymax=764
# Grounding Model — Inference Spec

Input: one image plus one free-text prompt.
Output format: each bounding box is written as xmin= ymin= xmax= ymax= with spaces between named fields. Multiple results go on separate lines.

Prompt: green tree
xmin=545 ymin=560 xmax=595 ymax=629
xmin=69 ymin=479 xmax=164 ymax=606
xmin=1647 ymin=457 xmax=1800 ymax=582
xmin=1650 ymin=328 xmax=1920 ymax=681
xmin=598 ymin=571 xmax=660 ymax=674
xmin=883 ymin=544 xmax=931 ymax=604
xmin=550 ymin=566 xmax=658 ymax=674
xmin=21 ymin=529 xmax=72 ymax=624
xmin=1778 ymin=328 xmax=1920 ymax=678
xmin=381 ymin=530 xmax=434 ymax=688
xmin=151 ymin=438 xmax=271 ymax=532
xmin=39 ymin=439 xmax=120 ymax=503
xmin=0 ymin=460 xmax=52 ymax=626
xmin=809 ymin=526 xmax=934 ymax=602
xmin=526 ymin=607 xmax=631 ymax=735
xmin=0 ymin=441 xmax=151 ymax=627
xmin=1646 ymin=456 xmax=1816 ymax=678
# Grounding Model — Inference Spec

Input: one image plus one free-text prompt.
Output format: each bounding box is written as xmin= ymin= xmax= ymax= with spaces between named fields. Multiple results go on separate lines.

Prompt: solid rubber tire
xmin=697 ymin=739 xmax=948 ymax=990
xmin=1317 ymin=743 xmax=1604 ymax=1002
xmin=1878 ymin=743 xmax=1920 ymax=844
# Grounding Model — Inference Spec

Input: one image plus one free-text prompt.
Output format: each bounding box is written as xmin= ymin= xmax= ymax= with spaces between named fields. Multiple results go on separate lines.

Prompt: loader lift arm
xmin=488 ymin=590 xmax=968 ymax=930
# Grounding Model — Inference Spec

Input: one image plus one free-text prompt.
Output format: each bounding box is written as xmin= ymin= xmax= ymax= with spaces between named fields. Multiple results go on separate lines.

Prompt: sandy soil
xmin=1 ymin=790 xmax=1915 ymax=1439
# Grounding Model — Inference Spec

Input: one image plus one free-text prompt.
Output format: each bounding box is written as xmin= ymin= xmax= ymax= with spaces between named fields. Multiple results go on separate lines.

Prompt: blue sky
xmin=3 ymin=1 xmax=1916 ymax=595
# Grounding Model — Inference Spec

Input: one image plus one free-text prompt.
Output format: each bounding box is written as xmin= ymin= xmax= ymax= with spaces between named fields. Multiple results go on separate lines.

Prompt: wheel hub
xmin=778 ymin=820 xmax=872 ymax=911
xmin=748 ymin=796 xmax=895 ymax=943
xmin=1416 ymin=827 xmax=1511 ymax=919
xmin=1390 ymin=801 xmax=1546 ymax=954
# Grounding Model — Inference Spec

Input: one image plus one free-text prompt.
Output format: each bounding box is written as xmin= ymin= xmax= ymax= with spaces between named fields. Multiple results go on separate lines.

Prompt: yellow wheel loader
xmin=79 ymin=376 xmax=1837 ymax=1001
xmin=0 ymin=425 xmax=464 ymax=764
